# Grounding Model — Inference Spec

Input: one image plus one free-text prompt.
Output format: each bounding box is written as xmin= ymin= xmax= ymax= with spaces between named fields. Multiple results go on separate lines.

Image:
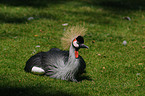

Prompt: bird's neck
xmin=69 ymin=44 xmax=79 ymax=59
xmin=54 ymin=44 xmax=80 ymax=81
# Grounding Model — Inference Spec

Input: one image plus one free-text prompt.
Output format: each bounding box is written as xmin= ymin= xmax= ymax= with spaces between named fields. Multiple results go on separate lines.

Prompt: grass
xmin=0 ymin=0 xmax=145 ymax=95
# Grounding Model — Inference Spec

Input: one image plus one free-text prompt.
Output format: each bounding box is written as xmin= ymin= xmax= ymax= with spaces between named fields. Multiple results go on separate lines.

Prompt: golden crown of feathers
xmin=61 ymin=25 xmax=87 ymax=49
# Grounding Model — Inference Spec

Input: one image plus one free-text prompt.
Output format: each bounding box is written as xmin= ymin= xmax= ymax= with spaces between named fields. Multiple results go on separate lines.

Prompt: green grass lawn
xmin=0 ymin=0 xmax=145 ymax=96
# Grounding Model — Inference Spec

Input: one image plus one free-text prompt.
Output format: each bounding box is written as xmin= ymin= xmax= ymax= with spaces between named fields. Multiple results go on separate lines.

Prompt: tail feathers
xmin=24 ymin=52 xmax=44 ymax=72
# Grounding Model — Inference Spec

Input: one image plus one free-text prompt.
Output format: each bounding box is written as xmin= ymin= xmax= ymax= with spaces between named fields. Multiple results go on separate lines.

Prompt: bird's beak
xmin=80 ymin=44 xmax=89 ymax=49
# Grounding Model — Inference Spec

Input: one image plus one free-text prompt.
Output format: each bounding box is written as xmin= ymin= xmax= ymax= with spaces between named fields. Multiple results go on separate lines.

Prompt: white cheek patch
xmin=73 ymin=41 xmax=79 ymax=48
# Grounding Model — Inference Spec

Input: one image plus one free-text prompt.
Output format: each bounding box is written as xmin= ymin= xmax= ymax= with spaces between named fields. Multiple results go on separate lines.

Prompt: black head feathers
xmin=76 ymin=36 xmax=84 ymax=44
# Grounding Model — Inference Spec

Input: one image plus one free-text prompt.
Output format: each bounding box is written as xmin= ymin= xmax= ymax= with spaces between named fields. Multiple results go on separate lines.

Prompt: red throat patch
xmin=75 ymin=51 xmax=79 ymax=58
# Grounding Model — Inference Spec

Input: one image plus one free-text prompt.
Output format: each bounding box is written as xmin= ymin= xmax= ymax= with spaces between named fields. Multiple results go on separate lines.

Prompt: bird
xmin=24 ymin=26 xmax=88 ymax=82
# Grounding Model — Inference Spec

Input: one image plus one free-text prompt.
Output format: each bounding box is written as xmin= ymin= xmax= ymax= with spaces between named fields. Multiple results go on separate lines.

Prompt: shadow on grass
xmin=0 ymin=0 xmax=61 ymax=24
xmin=0 ymin=0 xmax=63 ymax=8
xmin=0 ymin=14 xmax=27 ymax=24
xmin=78 ymin=75 xmax=92 ymax=82
xmin=0 ymin=86 xmax=75 ymax=96
xmin=87 ymin=0 xmax=145 ymax=10
xmin=0 ymin=13 xmax=57 ymax=24
xmin=0 ymin=0 xmax=144 ymax=24
xmin=1 ymin=0 xmax=145 ymax=10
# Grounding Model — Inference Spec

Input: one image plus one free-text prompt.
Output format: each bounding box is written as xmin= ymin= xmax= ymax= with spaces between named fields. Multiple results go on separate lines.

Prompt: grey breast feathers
xmin=41 ymin=48 xmax=69 ymax=72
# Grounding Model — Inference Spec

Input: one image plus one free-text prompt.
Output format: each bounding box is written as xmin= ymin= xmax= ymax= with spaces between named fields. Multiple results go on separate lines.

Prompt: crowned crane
xmin=24 ymin=26 xmax=88 ymax=82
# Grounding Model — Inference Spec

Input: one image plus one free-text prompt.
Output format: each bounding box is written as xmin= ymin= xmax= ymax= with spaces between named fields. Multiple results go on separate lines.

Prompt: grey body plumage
xmin=24 ymin=26 xmax=88 ymax=82
xmin=24 ymin=40 xmax=87 ymax=82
